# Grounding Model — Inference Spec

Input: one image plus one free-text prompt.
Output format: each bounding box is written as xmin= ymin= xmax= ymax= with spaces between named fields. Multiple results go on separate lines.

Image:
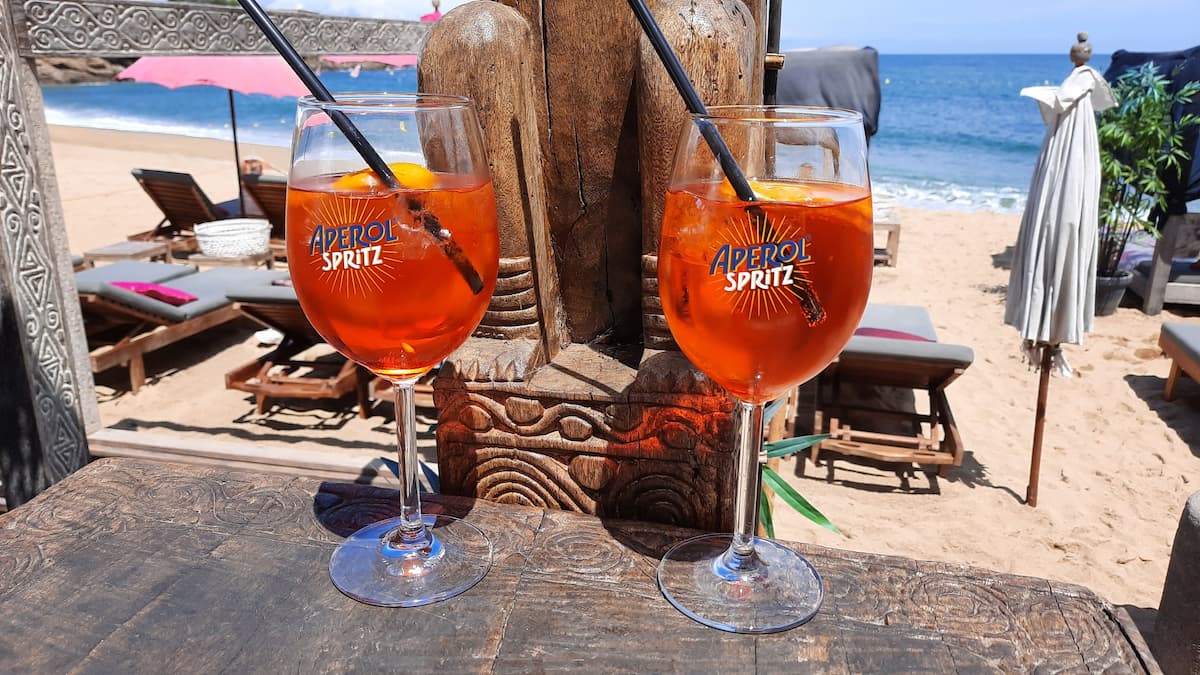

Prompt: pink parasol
xmin=117 ymin=56 xmax=309 ymax=214
xmin=116 ymin=55 xmax=309 ymax=98
xmin=320 ymin=54 xmax=418 ymax=69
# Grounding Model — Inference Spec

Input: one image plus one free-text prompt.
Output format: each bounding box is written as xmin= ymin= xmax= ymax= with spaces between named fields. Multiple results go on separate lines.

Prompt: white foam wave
xmin=44 ymin=107 xmax=292 ymax=147
xmin=872 ymin=177 xmax=1026 ymax=214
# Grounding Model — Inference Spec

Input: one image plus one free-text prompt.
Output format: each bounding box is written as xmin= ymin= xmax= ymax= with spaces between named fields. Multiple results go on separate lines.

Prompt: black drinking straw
xmin=626 ymin=0 xmax=758 ymax=203
xmin=235 ymin=0 xmax=484 ymax=295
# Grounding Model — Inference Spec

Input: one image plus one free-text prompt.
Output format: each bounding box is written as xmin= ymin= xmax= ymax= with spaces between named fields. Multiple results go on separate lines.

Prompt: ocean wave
xmin=44 ymin=107 xmax=292 ymax=147
xmin=873 ymin=177 xmax=1026 ymax=214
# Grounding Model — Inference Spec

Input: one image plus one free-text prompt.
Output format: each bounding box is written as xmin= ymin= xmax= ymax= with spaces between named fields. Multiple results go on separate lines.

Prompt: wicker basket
xmin=194 ymin=218 xmax=271 ymax=258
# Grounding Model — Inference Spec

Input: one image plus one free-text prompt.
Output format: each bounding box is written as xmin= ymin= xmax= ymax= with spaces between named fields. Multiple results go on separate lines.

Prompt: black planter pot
xmin=1095 ymin=271 xmax=1134 ymax=316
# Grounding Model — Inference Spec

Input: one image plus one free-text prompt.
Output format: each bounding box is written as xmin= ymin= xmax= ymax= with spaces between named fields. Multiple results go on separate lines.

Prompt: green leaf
xmin=761 ymin=466 xmax=841 ymax=535
xmin=763 ymin=434 xmax=830 ymax=458
xmin=759 ymin=487 xmax=775 ymax=539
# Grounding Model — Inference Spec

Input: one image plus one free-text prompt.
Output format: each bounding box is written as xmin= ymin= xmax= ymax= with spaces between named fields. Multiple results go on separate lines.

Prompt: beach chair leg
xmin=937 ymin=464 xmax=949 ymax=479
xmin=355 ymin=367 xmax=371 ymax=419
xmin=1165 ymin=361 xmax=1181 ymax=401
xmin=255 ymin=394 xmax=267 ymax=415
xmin=128 ymin=354 xmax=146 ymax=394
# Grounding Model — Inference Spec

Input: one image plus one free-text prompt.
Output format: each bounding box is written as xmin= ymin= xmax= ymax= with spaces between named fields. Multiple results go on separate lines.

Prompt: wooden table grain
xmin=0 ymin=458 xmax=1158 ymax=673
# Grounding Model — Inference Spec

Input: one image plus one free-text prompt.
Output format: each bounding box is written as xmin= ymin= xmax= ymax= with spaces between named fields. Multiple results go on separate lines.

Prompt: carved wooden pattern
xmin=0 ymin=459 xmax=1158 ymax=673
xmin=641 ymin=253 xmax=677 ymax=350
xmin=478 ymin=256 xmax=540 ymax=341
xmin=0 ymin=0 xmax=88 ymax=504
xmin=436 ymin=387 xmax=734 ymax=530
xmin=15 ymin=0 xmax=427 ymax=57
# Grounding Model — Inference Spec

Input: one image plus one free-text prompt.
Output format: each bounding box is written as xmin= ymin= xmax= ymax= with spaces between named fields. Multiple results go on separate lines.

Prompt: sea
xmin=40 ymin=54 xmax=1103 ymax=214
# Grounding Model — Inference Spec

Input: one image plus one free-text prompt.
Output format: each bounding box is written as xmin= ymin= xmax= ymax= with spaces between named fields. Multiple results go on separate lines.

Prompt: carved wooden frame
xmin=0 ymin=0 xmax=427 ymax=505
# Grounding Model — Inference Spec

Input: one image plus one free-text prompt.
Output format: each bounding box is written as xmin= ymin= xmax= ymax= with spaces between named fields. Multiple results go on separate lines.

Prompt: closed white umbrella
xmin=1004 ymin=33 xmax=1115 ymax=507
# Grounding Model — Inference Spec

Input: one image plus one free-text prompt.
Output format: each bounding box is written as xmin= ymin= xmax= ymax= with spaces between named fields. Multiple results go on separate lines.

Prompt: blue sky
xmin=259 ymin=0 xmax=1198 ymax=55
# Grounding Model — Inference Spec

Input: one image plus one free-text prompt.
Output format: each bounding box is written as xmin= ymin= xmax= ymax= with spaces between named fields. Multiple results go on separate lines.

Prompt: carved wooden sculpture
xmin=427 ymin=0 xmax=763 ymax=531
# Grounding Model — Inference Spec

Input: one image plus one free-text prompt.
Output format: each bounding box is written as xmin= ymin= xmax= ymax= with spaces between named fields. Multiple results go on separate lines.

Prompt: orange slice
xmin=333 ymin=162 xmax=438 ymax=192
xmin=749 ymin=179 xmax=815 ymax=203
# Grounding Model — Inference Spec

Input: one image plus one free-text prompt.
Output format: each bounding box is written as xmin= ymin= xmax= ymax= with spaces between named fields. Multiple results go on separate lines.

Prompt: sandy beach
xmin=51 ymin=125 xmax=1199 ymax=622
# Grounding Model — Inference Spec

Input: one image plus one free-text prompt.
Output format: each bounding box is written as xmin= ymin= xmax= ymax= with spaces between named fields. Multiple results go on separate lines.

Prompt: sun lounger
xmin=1160 ymin=322 xmax=1200 ymax=401
xmin=78 ymin=261 xmax=271 ymax=392
xmin=240 ymin=173 xmax=287 ymax=258
xmin=811 ymin=304 xmax=974 ymax=473
xmin=128 ymin=168 xmax=240 ymax=256
xmin=224 ymin=275 xmax=372 ymax=417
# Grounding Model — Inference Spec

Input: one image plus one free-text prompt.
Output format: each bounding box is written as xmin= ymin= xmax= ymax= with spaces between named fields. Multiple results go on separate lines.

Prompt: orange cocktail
xmin=286 ymin=168 xmax=498 ymax=380
xmin=658 ymin=178 xmax=872 ymax=403
xmin=293 ymin=94 xmax=499 ymax=608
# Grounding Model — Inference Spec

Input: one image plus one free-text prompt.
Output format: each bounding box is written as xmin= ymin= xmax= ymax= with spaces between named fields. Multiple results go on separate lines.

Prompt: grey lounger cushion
xmin=1162 ymin=323 xmax=1200 ymax=366
xmin=75 ymin=261 xmax=196 ymax=295
xmin=226 ymin=275 xmax=297 ymax=304
xmin=845 ymin=304 xmax=975 ymax=367
xmin=1135 ymin=259 xmax=1200 ymax=284
xmin=91 ymin=267 xmax=287 ymax=322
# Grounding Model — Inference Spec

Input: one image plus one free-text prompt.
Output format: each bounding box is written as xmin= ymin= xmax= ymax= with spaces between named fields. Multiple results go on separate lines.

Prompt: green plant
xmin=757 ymin=397 xmax=840 ymax=539
xmin=1096 ymin=63 xmax=1200 ymax=278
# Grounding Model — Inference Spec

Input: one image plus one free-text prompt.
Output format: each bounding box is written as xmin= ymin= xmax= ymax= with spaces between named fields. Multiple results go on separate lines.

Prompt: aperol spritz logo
xmin=707 ymin=211 xmax=826 ymax=324
xmin=303 ymin=197 xmax=402 ymax=296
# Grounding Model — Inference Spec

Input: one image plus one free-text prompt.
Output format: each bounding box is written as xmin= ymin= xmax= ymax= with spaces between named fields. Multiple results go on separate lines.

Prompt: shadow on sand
xmin=1124 ymin=374 xmax=1200 ymax=458
xmin=791 ymin=450 xmax=1024 ymax=503
xmin=92 ymin=322 xmax=256 ymax=401
xmin=992 ymin=245 xmax=1015 ymax=270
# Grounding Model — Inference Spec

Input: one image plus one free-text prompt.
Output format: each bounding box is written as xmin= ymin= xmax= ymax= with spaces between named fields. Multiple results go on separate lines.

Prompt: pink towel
xmin=854 ymin=327 xmax=935 ymax=342
xmin=111 ymin=282 xmax=197 ymax=306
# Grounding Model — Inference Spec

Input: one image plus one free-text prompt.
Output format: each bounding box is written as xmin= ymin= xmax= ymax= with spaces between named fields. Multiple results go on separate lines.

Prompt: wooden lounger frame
xmin=240 ymin=174 xmax=287 ymax=260
xmin=811 ymin=353 xmax=965 ymax=475
xmin=1161 ymin=329 xmax=1200 ymax=401
xmin=81 ymin=294 xmax=242 ymax=394
xmin=875 ymin=220 xmax=901 ymax=267
xmin=128 ymin=169 xmax=227 ymax=256
xmin=225 ymin=301 xmax=371 ymax=418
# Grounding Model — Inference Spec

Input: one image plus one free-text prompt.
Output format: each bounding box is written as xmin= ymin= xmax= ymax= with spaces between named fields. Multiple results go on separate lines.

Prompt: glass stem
xmin=392 ymin=378 xmax=426 ymax=541
xmin=731 ymin=399 xmax=764 ymax=558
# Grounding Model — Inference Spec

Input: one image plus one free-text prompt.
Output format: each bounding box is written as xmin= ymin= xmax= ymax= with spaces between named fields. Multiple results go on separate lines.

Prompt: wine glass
xmin=656 ymin=105 xmax=873 ymax=632
xmin=288 ymin=93 xmax=499 ymax=607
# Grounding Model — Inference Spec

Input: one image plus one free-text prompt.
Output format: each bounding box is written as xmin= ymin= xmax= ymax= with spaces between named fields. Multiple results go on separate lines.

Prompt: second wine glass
xmin=287 ymin=93 xmax=500 ymax=607
xmin=656 ymin=105 xmax=873 ymax=633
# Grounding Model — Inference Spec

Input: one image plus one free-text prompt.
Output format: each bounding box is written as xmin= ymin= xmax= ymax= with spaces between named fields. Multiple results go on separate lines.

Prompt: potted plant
xmin=1095 ymin=63 xmax=1200 ymax=315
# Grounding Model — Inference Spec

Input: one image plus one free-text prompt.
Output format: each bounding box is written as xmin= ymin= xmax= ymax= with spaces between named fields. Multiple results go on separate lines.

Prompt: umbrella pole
xmin=1027 ymin=344 xmax=1054 ymax=507
xmin=229 ymin=89 xmax=245 ymax=216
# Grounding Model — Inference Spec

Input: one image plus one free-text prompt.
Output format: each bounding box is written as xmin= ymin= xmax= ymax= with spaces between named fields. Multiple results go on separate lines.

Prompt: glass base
xmin=657 ymin=533 xmax=824 ymax=633
xmin=329 ymin=514 xmax=492 ymax=607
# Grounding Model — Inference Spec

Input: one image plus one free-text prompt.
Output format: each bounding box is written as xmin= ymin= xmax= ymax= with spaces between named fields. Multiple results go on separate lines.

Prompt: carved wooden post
xmin=0 ymin=0 xmax=96 ymax=507
xmin=420 ymin=2 xmax=565 ymax=375
xmin=432 ymin=0 xmax=761 ymax=531
xmin=638 ymin=0 xmax=757 ymax=350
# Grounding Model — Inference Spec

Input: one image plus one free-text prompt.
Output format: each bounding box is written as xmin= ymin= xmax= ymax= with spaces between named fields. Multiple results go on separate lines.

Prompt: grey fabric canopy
xmin=776 ymin=47 xmax=880 ymax=138
xmin=1005 ymin=65 xmax=1115 ymax=361
xmin=1003 ymin=64 xmax=1115 ymax=507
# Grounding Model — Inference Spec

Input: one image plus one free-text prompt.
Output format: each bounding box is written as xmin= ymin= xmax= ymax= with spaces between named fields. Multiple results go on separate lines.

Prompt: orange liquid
xmin=658 ymin=179 xmax=873 ymax=403
xmin=286 ymin=174 xmax=499 ymax=379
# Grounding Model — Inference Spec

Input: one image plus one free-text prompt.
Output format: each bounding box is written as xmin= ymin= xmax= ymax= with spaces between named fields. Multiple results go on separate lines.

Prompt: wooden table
xmin=0 ymin=458 xmax=1158 ymax=673
xmin=81 ymin=240 xmax=171 ymax=266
